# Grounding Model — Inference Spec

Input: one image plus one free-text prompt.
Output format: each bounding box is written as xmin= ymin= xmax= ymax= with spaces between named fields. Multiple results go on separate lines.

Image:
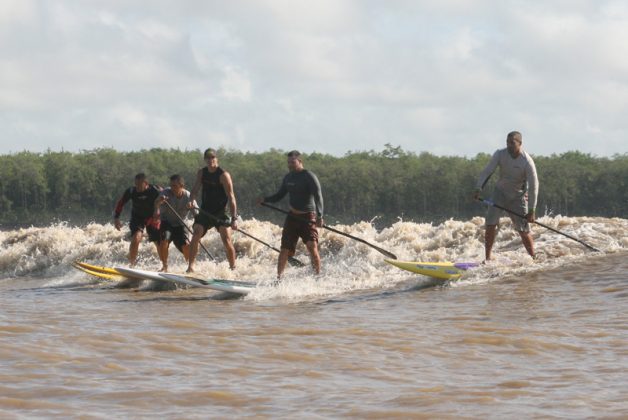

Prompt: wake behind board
xmin=385 ymin=259 xmax=479 ymax=280
xmin=159 ymin=273 xmax=256 ymax=295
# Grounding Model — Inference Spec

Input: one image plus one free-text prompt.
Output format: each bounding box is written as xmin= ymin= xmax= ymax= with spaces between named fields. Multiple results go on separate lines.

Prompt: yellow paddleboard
xmin=74 ymin=261 xmax=122 ymax=276
xmin=385 ymin=259 xmax=479 ymax=280
xmin=73 ymin=263 xmax=122 ymax=280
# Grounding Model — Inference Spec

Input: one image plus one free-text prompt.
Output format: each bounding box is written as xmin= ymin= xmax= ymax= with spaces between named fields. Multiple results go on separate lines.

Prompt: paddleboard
xmin=72 ymin=263 xmax=121 ymax=280
xmin=114 ymin=267 xmax=170 ymax=282
xmin=159 ymin=273 xmax=256 ymax=295
xmin=75 ymin=261 xmax=122 ymax=276
xmin=385 ymin=259 xmax=479 ymax=280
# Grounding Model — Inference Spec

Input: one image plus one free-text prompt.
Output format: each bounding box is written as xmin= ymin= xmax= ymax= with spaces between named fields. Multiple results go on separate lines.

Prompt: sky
xmin=1 ymin=0 xmax=627 ymax=157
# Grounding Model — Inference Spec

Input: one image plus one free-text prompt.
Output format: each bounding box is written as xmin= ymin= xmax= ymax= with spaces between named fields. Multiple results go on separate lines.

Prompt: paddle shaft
xmin=162 ymin=200 xmax=215 ymax=260
xmin=260 ymin=202 xmax=398 ymax=260
xmin=193 ymin=206 xmax=306 ymax=268
xmin=478 ymin=198 xmax=600 ymax=252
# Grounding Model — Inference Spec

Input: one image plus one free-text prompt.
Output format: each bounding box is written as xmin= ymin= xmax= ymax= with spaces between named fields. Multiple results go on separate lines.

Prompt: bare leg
xmin=158 ymin=240 xmax=170 ymax=272
xmin=484 ymin=225 xmax=497 ymax=261
xmin=187 ymin=224 xmax=205 ymax=273
xmin=518 ymin=231 xmax=535 ymax=258
xmin=218 ymin=226 xmax=236 ymax=270
xmin=181 ymin=243 xmax=190 ymax=262
xmin=277 ymin=248 xmax=292 ymax=279
xmin=128 ymin=231 xmax=143 ymax=266
xmin=305 ymin=240 xmax=321 ymax=274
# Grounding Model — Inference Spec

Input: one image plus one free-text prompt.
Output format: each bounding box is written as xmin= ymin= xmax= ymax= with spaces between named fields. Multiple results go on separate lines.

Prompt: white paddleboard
xmin=115 ymin=267 xmax=172 ymax=282
xmin=159 ymin=273 xmax=256 ymax=295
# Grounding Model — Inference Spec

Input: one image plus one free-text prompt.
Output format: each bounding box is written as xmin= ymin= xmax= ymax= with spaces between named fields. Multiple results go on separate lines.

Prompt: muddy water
xmin=1 ymin=217 xmax=626 ymax=418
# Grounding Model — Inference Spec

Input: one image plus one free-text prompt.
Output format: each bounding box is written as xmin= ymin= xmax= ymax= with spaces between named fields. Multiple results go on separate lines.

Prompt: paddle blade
xmin=288 ymin=257 xmax=306 ymax=267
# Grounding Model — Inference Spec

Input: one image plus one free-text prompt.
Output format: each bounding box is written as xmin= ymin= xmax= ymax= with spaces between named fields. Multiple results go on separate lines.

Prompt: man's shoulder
xmin=519 ymin=150 xmax=536 ymax=164
xmin=218 ymin=168 xmax=232 ymax=183
xmin=303 ymin=169 xmax=319 ymax=180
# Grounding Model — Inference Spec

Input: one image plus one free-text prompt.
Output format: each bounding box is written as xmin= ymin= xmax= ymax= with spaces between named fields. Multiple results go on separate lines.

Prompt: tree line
xmin=0 ymin=145 xmax=626 ymax=227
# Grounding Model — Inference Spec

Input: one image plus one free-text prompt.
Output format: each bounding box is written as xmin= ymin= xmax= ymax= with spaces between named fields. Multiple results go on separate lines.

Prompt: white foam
xmin=1 ymin=216 xmax=626 ymax=298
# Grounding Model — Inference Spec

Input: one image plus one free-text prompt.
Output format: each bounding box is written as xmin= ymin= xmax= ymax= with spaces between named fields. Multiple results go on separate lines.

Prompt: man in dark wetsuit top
xmin=187 ymin=148 xmax=238 ymax=272
xmin=113 ymin=173 xmax=162 ymax=266
xmin=258 ymin=150 xmax=324 ymax=278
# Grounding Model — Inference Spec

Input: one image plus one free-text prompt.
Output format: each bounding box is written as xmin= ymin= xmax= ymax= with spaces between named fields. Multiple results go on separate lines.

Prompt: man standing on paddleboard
xmin=258 ymin=150 xmax=324 ymax=278
xmin=113 ymin=173 xmax=162 ymax=266
xmin=153 ymin=174 xmax=197 ymax=272
xmin=473 ymin=131 xmax=539 ymax=261
xmin=187 ymin=148 xmax=238 ymax=272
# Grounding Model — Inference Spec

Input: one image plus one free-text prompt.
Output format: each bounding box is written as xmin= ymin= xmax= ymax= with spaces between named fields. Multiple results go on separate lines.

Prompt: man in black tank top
xmin=113 ymin=173 xmax=162 ymax=266
xmin=187 ymin=148 xmax=239 ymax=272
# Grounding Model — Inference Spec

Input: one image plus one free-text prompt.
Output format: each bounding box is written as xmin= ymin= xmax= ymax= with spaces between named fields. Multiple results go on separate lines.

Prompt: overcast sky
xmin=1 ymin=0 xmax=627 ymax=157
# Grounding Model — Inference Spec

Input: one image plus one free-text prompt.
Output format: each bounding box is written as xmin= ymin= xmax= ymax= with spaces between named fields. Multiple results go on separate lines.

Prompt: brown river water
xmin=1 ymin=216 xmax=627 ymax=418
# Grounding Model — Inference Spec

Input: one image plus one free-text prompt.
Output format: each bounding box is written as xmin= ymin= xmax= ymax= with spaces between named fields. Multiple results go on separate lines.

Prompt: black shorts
xmin=159 ymin=221 xmax=189 ymax=252
xmin=281 ymin=212 xmax=318 ymax=252
xmin=193 ymin=209 xmax=230 ymax=236
xmin=129 ymin=216 xmax=160 ymax=243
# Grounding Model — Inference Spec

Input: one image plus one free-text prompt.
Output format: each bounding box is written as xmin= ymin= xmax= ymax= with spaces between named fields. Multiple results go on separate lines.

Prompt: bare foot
xmin=186 ymin=267 xmax=195 ymax=273
xmin=158 ymin=266 xmax=168 ymax=272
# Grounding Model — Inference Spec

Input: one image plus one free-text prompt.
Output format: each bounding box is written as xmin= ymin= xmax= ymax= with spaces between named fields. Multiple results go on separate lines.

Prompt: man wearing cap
xmin=258 ymin=150 xmax=324 ymax=278
xmin=187 ymin=148 xmax=238 ymax=272
xmin=473 ymin=131 xmax=538 ymax=261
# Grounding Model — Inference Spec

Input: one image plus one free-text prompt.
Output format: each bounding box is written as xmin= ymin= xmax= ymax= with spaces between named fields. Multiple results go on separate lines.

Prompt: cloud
xmin=1 ymin=0 xmax=627 ymax=156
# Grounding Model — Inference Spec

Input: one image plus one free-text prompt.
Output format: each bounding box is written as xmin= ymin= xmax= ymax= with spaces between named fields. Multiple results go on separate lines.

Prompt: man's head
xmin=506 ymin=131 xmax=522 ymax=157
xmin=169 ymin=174 xmax=184 ymax=194
xmin=287 ymin=150 xmax=304 ymax=172
xmin=204 ymin=148 xmax=218 ymax=169
xmin=134 ymin=173 xmax=148 ymax=191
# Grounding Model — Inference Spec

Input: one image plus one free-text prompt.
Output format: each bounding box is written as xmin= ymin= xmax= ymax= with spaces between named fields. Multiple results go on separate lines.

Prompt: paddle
xmin=162 ymin=200 xmax=215 ymax=261
xmin=192 ymin=206 xmax=306 ymax=268
xmin=260 ymin=202 xmax=398 ymax=260
xmin=477 ymin=197 xmax=600 ymax=252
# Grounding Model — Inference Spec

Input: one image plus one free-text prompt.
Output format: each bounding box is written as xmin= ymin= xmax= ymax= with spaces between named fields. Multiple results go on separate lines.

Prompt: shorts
xmin=485 ymin=189 xmax=530 ymax=232
xmin=159 ymin=221 xmax=189 ymax=252
xmin=129 ymin=216 xmax=161 ymax=242
xmin=281 ymin=212 xmax=319 ymax=252
xmin=193 ymin=208 xmax=230 ymax=236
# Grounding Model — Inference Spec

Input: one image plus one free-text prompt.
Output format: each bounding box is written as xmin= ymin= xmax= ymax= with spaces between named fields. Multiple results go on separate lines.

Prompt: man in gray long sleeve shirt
xmin=259 ymin=150 xmax=324 ymax=278
xmin=473 ymin=131 xmax=538 ymax=260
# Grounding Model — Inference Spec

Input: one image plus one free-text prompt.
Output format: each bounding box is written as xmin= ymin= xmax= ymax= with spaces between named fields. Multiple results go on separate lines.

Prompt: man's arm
xmin=154 ymin=190 xmax=167 ymax=219
xmin=526 ymin=156 xmax=539 ymax=221
xmin=307 ymin=172 xmax=324 ymax=219
xmin=262 ymin=177 xmax=288 ymax=203
xmin=220 ymin=171 xmax=238 ymax=222
xmin=188 ymin=169 xmax=203 ymax=207
xmin=113 ymin=188 xmax=132 ymax=230
xmin=474 ymin=150 xmax=500 ymax=198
